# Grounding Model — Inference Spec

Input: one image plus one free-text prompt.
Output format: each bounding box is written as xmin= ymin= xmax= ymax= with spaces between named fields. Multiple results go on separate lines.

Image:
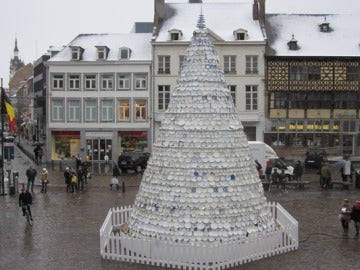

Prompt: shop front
xmin=51 ymin=131 xmax=80 ymax=160
xmin=118 ymin=131 xmax=149 ymax=153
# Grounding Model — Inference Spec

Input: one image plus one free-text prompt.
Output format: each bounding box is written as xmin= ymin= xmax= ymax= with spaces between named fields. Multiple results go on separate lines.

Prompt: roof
xmin=266 ymin=14 xmax=360 ymax=57
xmin=48 ymin=33 xmax=152 ymax=62
xmin=155 ymin=2 xmax=265 ymax=42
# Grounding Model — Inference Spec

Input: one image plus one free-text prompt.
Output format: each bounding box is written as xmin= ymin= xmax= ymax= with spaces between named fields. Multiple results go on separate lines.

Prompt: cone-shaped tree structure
xmin=127 ymin=14 xmax=275 ymax=243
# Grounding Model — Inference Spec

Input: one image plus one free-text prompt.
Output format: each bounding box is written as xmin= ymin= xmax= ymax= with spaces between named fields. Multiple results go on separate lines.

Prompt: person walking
xmin=40 ymin=168 xmax=49 ymax=193
xmin=26 ymin=165 xmax=37 ymax=192
xmin=254 ymin=160 xmax=263 ymax=178
xmin=339 ymin=198 xmax=351 ymax=235
xmin=341 ymin=156 xmax=353 ymax=182
xmin=293 ymin=160 xmax=303 ymax=182
xmin=351 ymin=200 xmax=360 ymax=236
xmin=320 ymin=160 xmax=331 ymax=189
xmin=64 ymin=167 xmax=72 ymax=192
xmin=19 ymin=187 xmax=33 ymax=220
xmin=265 ymin=160 xmax=273 ymax=182
xmin=69 ymin=168 xmax=78 ymax=193
xmin=77 ymin=165 xmax=85 ymax=191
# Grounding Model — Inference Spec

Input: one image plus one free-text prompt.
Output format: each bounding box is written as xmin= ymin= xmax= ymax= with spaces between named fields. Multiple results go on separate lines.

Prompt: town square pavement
xmin=1 ymin=141 xmax=360 ymax=270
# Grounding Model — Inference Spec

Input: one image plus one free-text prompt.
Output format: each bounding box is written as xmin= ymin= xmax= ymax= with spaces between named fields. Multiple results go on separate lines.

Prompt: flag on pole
xmin=1 ymin=87 xmax=16 ymax=133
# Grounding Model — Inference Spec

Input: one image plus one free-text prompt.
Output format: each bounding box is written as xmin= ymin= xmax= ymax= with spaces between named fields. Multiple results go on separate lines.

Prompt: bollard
xmin=122 ymin=181 xmax=125 ymax=193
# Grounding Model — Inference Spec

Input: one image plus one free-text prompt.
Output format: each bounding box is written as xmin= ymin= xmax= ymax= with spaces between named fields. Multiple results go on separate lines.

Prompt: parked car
xmin=118 ymin=152 xmax=150 ymax=173
xmin=304 ymin=149 xmax=327 ymax=169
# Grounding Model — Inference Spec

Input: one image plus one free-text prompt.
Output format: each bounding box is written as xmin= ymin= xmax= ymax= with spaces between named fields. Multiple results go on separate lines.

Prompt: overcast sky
xmin=1 ymin=0 xmax=358 ymax=87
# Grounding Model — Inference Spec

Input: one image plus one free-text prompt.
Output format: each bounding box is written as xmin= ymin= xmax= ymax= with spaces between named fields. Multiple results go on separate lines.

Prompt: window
xmin=288 ymin=92 xmax=306 ymax=109
xmin=118 ymin=74 xmax=131 ymax=90
xmin=119 ymin=99 xmax=130 ymax=121
xmin=245 ymin=85 xmax=258 ymax=110
xmin=233 ymin=29 xmax=248 ymax=40
xmin=158 ymin=56 xmax=170 ymax=74
xmin=97 ymin=46 xmax=108 ymax=60
xmin=101 ymin=74 xmax=114 ymax=90
xmin=334 ymin=92 xmax=358 ymax=109
xmin=68 ymin=99 xmax=81 ymax=122
xmin=227 ymin=85 xmax=236 ymax=106
xmin=179 ymin=55 xmax=185 ymax=71
xmin=68 ymin=74 xmax=80 ymax=90
xmin=169 ymin=29 xmax=183 ymax=40
xmin=84 ymin=74 xmax=97 ymax=90
xmin=271 ymin=92 xmax=287 ymax=109
xmin=224 ymin=56 xmax=236 ymax=74
xmin=52 ymin=74 xmax=64 ymax=89
xmin=70 ymin=46 xmax=83 ymax=60
xmin=158 ymin=85 xmax=171 ymax=110
xmin=290 ymin=66 xmax=320 ymax=81
xmin=101 ymin=100 xmax=113 ymax=122
xmin=134 ymin=74 xmax=147 ymax=90
xmin=84 ymin=99 xmax=97 ymax=122
xmin=134 ymin=99 xmax=147 ymax=121
xmin=347 ymin=66 xmax=359 ymax=81
xmin=245 ymin=56 xmax=258 ymax=74
xmin=51 ymin=99 xmax=64 ymax=121
xmin=119 ymin=47 xmax=131 ymax=59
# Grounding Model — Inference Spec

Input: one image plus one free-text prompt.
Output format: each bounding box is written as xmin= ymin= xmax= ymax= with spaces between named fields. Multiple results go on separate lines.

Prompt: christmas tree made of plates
xmin=127 ymin=14 xmax=275 ymax=244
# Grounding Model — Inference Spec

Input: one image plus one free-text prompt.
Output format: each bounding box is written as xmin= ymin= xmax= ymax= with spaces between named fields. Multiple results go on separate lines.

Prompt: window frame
xmin=67 ymin=99 xmax=81 ymax=122
xmin=134 ymin=74 xmax=147 ymax=90
xmin=245 ymin=55 xmax=258 ymax=74
xmin=134 ymin=99 xmax=147 ymax=121
xmin=158 ymin=85 xmax=171 ymax=111
xmin=245 ymin=85 xmax=258 ymax=110
xmin=224 ymin=55 xmax=236 ymax=74
xmin=84 ymin=99 xmax=98 ymax=122
xmin=227 ymin=85 xmax=236 ymax=106
xmin=52 ymin=74 xmax=65 ymax=90
xmin=68 ymin=74 xmax=81 ymax=91
xmin=117 ymin=74 xmax=131 ymax=90
xmin=118 ymin=99 xmax=130 ymax=121
xmin=100 ymin=99 xmax=114 ymax=122
xmin=84 ymin=74 xmax=97 ymax=90
xmin=51 ymin=99 xmax=64 ymax=121
xmin=158 ymin=55 xmax=170 ymax=74
xmin=101 ymin=73 xmax=114 ymax=90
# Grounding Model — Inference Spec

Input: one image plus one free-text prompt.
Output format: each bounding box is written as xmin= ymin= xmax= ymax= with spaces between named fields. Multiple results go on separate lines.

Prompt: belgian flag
xmin=1 ymin=87 xmax=16 ymax=133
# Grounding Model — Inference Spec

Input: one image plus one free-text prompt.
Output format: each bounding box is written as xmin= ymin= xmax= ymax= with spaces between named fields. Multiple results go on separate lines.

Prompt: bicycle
xmin=22 ymin=204 xmax=33 ymax=226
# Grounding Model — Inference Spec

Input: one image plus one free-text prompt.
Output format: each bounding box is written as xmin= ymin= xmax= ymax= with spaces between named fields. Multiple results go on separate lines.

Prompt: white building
xmin=46 ymin=33 xmax=152 ymax=167
xmin=151 ymin=0 xmax=267 ymax=142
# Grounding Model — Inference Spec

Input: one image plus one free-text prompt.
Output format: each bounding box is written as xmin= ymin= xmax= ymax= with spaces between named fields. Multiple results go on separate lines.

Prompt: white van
xmin=248 ymin=141 xmax=294 ymax=180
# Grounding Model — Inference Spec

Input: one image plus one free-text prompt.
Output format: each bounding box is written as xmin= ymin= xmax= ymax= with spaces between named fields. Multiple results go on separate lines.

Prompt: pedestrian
xmin=293 ymin=160 xmax=303 ymax=182
xmin=320 ymin=160 xmax=331 ymax=189
xmin=351 ymin=200 xmax=360 ymax=237
xmin=40 ymin=167 xmax=49 ymax=193
xmin=38 ymin=147 xmax=44 ymax=164
xmin=77 ymin=165 xmax=85 ymax=191
xmin=74 ymin=154 xmax=82 ymax=170
xmin=113 ymin=163 xmax=121 ymax=178
xmin=110 ymin=176 xmax=120 ymax=190
xmin=339 ymin=198 xmax=351 ymax=235
xmin=19 ymin=187 xmax=33 ymax=221
xmin=265 ymin=160 xmax=272 ymax=182
xmin=64 ymin=167 xmax=72 ymax=192
xmin=26 ymin=165 xmax=37 ymax=192
xmin=70 ymin=168 xmax=78 ymax=193
xmin=254 ymin=160 xmax=263 ymax=178
xmin=341 ymin=156 xmax=353 ymax=182
xmin=33 ymin=146 xmax=40 ymax=163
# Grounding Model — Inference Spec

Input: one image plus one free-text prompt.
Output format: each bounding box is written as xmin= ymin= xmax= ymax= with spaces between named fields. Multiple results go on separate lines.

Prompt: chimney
xmin=253 ymin=0 xmax=266 ymax=26
xmin=253 ymin=0 xmax=259 ymax=20
xmin=287 ymin=34 xmax=298 ymax=50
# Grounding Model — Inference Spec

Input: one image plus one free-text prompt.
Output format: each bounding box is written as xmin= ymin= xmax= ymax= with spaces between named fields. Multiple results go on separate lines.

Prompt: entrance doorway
xmin=86 ymin=139 xmax=112 ymax=162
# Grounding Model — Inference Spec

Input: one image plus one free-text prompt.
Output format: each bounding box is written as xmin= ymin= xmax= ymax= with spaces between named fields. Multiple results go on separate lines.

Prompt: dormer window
xmin=119 ymin=47 xmax=131 ymax=60
xmin=287 ymin=34 xmax=298 ymax=51
xmin=319 ymin=17 xmax=330 ymax=32
xmin=168 ymin=29 xmax=183 ymax=41
xmin=233 ymin=28 xmax=248 ymax=40
xmin=70 ymin=46 xmax=84 ymax=60
xmin=96 ymin=45 xmax=109 ymax=60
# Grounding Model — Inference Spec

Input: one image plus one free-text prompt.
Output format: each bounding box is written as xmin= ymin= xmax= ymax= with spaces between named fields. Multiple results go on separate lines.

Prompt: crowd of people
xmin=339 ymin=198 xmax=360 ymax=236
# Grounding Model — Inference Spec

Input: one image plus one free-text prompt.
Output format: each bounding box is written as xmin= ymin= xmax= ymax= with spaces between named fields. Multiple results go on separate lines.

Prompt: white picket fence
xmin=99 ymin=202 xmax=298 ymax=270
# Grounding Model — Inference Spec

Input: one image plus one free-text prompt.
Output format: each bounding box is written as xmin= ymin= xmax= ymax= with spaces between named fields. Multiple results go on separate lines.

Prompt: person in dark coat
xmin=293 ymin=160 xmax=303 ymax=181
xmin=19 ymin=188 xmax=33 ymax=220
xmin=351 ymin=200 xmax=360 ymax=236
xmin=26 ymin=165 xmax=37 ymax=192
xmin=64 ymin=167 xmax=72 ymax=192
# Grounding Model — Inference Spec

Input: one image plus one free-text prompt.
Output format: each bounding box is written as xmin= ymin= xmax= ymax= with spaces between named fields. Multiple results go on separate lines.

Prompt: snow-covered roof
xmin=155 ymin=3 xmax=265 ymax=42
xmin=48 ymin=33 xmax=152 ymax=62
xmin=266 ymin=14 xmax=360 ymax=57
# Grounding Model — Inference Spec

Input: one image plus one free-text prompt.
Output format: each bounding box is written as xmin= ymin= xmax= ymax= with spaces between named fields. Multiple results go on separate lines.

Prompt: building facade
xmin=151 ymin=0 xmax=267 ymax=142
xmin=46 ymin=33 xmax=152 ymax=168
xmin=265 ymin=14 xmax=360 ymax=155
